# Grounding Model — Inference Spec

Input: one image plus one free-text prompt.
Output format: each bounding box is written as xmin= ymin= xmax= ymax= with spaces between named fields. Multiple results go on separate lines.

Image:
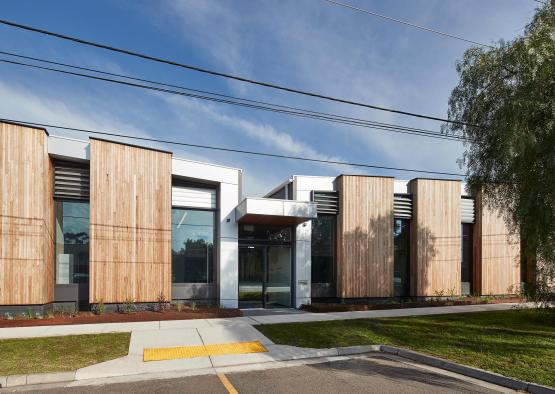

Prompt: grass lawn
xmin=0 ymin=332 xmax=131 ymax=376
xmin=257 ymin=309 xmax=555 ymax=387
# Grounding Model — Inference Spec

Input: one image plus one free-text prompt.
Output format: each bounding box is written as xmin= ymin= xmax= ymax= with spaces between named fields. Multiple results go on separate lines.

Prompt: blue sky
xmin=0 ymin=0 xmax=538 ymax=195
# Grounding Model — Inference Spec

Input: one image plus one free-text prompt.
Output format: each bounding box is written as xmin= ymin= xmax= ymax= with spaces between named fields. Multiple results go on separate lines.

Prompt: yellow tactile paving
xmin=143 ymin=340 xmax=267 ymax=362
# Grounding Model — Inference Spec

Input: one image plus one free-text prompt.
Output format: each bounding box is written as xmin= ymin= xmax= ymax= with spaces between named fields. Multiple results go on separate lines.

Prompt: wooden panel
xmin=89 ymin=139 xmax=172 ymax=303
xmin=336 ymin=176 xmax=394 ymax=298
xmin=0 ymin=122 xmax=54 ymax=305
xmin=474 ymin=194 xmax=520 ymax=295
xmin=409 ymin=179 xmax=461 ymax=297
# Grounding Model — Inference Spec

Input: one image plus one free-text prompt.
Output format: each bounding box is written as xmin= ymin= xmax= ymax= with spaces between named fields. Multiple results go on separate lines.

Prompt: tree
xmin=444 ymin=1 xmax=554 ymax=299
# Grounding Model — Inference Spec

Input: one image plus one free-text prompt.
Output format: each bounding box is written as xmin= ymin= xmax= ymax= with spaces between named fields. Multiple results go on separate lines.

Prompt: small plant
xmin=434 ymin=289 xmax=445 ymax=297
xmin=46 ymin=310 xmax=55 ymax=319
xmin=3 ymin=312 xmax=14 ymax=320
xmin=157 ymin=292 xmax=169 ymax=312
xmin=175 ymin=300 xmax=184 ymax=312
xmin=25 ymin=308 xmax=34 ymax=319
xmin=93 ymin=298 xmax=106 ymax=315
xmin=64 ymin=304 xmax=76 ymax=318
xmin=121 ymin=298 xmax=135 ymax=314
xmin=447 ymin=287 xmax=457 ymax=298
xmin=191 ymin=301 xmax=197 ymax=312
xmin=35 ymin=312 xmax=44 ymax=320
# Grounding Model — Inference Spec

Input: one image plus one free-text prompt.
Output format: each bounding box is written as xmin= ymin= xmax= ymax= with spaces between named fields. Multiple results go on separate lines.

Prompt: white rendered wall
xmin=172 ymin=157 xmax=242 ymax=308
xmin=291 ymin=176 xmax=336 ymax=307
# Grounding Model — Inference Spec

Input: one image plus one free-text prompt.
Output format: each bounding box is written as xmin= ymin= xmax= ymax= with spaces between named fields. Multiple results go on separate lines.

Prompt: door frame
xmin=238 ymin=244 xmax=293 ymax=308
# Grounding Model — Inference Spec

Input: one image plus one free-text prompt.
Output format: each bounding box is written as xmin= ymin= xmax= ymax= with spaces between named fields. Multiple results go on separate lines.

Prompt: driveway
xmin=12 ymin=354 xmax=513 ymax=394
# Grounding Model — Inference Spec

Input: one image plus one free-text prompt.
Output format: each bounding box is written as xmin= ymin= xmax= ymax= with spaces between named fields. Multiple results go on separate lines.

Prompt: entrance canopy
xmin=235 ymin=197 xmax=317 ymax=225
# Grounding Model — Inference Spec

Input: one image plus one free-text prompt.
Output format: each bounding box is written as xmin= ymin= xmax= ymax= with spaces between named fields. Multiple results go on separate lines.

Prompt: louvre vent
xmin=172 ymin=185 xmax=217 ymax=209
xmin=312 ymin=191 xmax=338 ymax=215
xmin=461 ymin=197 xmax=475 ymax=223
xmin=394 ymin=194 xmax=412 ymax=219
xmin=54 ymin=161 xmax=90 ymax=200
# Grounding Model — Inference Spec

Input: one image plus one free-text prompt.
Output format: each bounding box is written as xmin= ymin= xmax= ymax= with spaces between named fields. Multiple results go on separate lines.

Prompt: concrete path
xmin=0 ymin=303 xmax=522 ymax=339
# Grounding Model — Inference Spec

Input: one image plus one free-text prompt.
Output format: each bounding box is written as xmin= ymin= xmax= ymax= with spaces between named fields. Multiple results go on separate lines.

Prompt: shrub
xmin=157 ymin=292 xmax=169 ymax=312
xmin=175 ymin=300 xmax=184 ymax=312
xmin=93 ymin=299 xmax=106 ymax=315
xmin=191 ymin=301 xmax=197 ymax=312
xmin=46 ymin=310 xmax=54 ymax=319
xmin=24 ymin=308 xmax=33 ymax=319
xmin=3 ymin=312 xmax=13 ymax=320
xmin=121 ymin=298 xmax=135 ymax=314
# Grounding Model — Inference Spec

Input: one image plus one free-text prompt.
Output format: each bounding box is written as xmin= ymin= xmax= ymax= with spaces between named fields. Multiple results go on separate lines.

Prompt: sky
xmin=0 ymin=0 xmax=538 ymax=196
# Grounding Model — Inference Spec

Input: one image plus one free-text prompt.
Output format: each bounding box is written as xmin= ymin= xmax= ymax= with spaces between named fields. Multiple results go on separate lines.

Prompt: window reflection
xmin=394 ymin=218 xmax=410 ymax=297
xmin=172 ymin=209 xmax=215 ymax=283
xmin=311 ymin=215 xmax=335 ymax=284
xmin=55 ymin=201 xmax=90 ymax=284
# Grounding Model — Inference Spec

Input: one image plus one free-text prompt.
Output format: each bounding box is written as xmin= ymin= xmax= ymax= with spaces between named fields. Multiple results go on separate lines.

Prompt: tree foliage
xmin=444 ymin=1 xmax=555 ymax=291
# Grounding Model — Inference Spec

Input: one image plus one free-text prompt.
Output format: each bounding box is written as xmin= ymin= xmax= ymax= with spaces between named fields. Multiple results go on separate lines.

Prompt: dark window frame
xmin=54 ymin=199 xmax=90 ymax=285
xmin=393 ymin=218 xmax=411 ymax=297
xmin=311 ymin=214 xmax=336 ymax=285
xmin=171 ymin=206 xmax=217 ymax=284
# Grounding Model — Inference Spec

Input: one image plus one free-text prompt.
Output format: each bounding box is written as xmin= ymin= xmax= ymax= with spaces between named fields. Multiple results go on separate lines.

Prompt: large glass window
xmin=172 ymin=209 xmax=215 ymax=283
xmin=394 ymin=218 xmax=410 ymax=297
xmin=55 ymin=201 xmax=90 ymax=284
xmin=311 ymin=215 xmax=335 ymax=284
xmin=461 ymin=223 xmax=473 ymax=294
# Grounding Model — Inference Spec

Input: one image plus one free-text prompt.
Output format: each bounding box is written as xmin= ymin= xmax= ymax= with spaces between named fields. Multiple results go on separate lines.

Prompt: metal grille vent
xmin=461 ymin=197 xmax=475 ymax=223
xmin=312 ymin=191 xmax=339 ymax=215
xmin=54 ymin=161 xmax=90 ymax=200
xmin=394 ymin=194 xmax=412 ymax=219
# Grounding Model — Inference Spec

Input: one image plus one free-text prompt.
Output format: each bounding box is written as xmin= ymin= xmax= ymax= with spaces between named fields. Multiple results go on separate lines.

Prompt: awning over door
xmin=235 ymin=198 xmax=317 ymax=225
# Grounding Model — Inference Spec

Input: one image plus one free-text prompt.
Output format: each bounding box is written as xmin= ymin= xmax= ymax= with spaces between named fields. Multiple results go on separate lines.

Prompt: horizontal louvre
xmin=394 ymin=194 xmax=412 ymax=219
xmin=461 ymin=197 xmax=475 ymax=223
xmin=312 ymin=191 xmax=339 ymax=214
xmin=54 ymin=161 xmax=90 ymax=200
xmin=172 ymin=186 xmax=216 ymax=209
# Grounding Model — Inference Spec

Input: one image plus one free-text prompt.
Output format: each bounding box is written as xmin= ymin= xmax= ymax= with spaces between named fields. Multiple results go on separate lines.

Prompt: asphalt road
xmin=14 ymin=355 xmax=507 ymax=394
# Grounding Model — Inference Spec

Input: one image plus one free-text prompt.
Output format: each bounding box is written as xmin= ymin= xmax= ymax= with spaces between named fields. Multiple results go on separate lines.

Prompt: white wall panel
xmin=295 ymin=239 xmax=311 ymax=307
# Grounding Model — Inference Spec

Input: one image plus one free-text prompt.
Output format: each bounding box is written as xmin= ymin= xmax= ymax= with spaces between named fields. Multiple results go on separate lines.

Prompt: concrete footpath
xmin=0 ymin=302 xmax=523 ymax=339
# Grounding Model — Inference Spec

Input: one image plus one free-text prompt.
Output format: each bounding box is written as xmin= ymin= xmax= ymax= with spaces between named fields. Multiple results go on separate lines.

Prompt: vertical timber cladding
xmin=336 ymin=175 xmax=394 ymax=298
xmin=474 ymin=194 xmax=520 ymax=295
xmin=0 ymin=122 xmax=54 ymax=305
xmin=89 ymin=139 xmax=172 ymax=303
xmin=409 ymin=179 xmax=461 ymax=297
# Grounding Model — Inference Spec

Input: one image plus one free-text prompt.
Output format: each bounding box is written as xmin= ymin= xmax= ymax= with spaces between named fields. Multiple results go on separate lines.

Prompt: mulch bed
xmin=302 ymin=297 xmax=525 ymax=313
xmin=0 ymin=308 xmax=242 ymax=328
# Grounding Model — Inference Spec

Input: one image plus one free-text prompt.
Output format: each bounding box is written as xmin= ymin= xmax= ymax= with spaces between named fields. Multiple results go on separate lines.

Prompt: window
xmin=311 ymin=215 xmax=335 ymax=284
xmin=55 ymin=201 xmax=90 ymax=284
xmin=239 ymin=224 xmax=291 ymax=244
xmin=461 ymin=223 xmax=473 ymax=294
xmin=172 ymin=209 xmax=215 ymax=283
xmin=394 ymin=218 xmax=410 ymax=297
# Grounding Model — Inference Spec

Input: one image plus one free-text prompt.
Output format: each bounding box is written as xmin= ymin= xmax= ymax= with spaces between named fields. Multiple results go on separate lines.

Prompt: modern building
xmin=0 ymin=121 xmax=522 ymax=312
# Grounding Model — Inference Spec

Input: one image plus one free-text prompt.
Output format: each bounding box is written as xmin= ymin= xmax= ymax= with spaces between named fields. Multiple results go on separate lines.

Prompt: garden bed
xmin=0 ymin=307 xmax=242 ymax=328
xmin=302 ymin=296 xmax=524 ymax=313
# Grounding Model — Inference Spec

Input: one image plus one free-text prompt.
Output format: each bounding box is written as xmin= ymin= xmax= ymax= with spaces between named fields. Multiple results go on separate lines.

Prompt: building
xmin=0 ymin=121 xmax=522 ymax=312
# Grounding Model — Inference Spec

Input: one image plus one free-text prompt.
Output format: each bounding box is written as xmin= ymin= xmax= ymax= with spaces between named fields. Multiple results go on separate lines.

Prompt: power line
xmin=0 ymin=117 xmax=466 ymax=177
xmin=0 ymin=57 xmax=466 ymax=142
xmin=0 ymin=50 xmax=460 ymax=141
xmin=0 ymin=18 xmax=473 ymax=126
xmin=324 ymin=0 xmax=495 ymax=49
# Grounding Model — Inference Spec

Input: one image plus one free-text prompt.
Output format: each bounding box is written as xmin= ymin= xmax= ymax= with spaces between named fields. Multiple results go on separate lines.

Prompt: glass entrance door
xmin=239 ymin=246 xmax=264 ymax=308
xmin=239 ymin=245 xmax=292 ymax=308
